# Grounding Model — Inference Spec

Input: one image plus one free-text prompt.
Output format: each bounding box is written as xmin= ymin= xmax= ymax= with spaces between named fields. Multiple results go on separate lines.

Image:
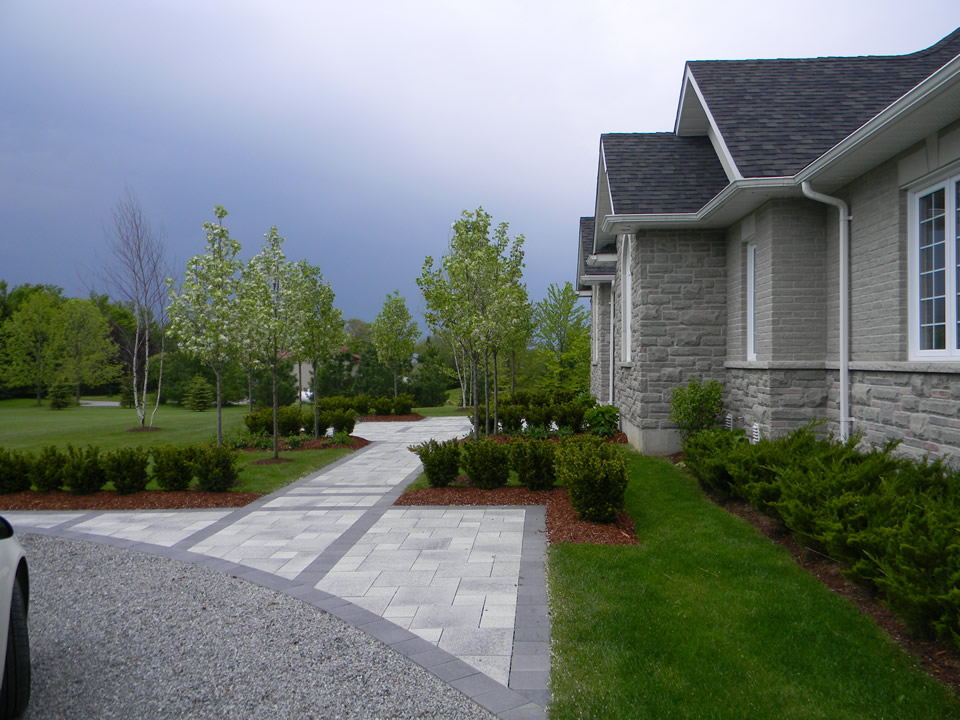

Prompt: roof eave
xmin=798 ymin=53 xmax=960 ymax=191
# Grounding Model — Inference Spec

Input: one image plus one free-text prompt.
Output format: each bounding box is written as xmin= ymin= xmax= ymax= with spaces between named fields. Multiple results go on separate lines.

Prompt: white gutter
xmin=609 ymin=278 xmax=615 ymax=403
xmin=801 ymin=181 xmax=852 ymax=441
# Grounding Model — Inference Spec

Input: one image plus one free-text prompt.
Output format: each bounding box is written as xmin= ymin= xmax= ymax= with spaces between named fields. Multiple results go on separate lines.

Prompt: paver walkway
xmin=6 ymin=417 xmax=549 ymax=720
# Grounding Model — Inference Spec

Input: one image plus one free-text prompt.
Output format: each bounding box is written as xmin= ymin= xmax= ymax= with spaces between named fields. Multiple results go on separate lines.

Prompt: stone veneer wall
xmin=589 ymin=283 xmax=612 ymax=403
xmin=615 ymin=230 xmax=726 ymax=454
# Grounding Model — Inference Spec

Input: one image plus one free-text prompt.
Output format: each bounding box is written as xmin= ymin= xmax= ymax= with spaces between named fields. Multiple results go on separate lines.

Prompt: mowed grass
xmin=548 ymin=451 xmax=960 ymax=720
xmin=0 ymin=399 xmax=354 ymax=494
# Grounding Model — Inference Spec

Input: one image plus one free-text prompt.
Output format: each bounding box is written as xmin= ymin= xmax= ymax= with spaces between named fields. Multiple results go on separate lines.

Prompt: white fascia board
xmin=577 ymin=290 xmax=592 ymax=298
xmin=586 ymin=253 xmax=617 ymax=266
xmin=593 ymin=144 xmax=615 ymax=254
xmin=798 ymin=54 xmax=960 ymax=185
xmin=600 ymin=176 xmax=796 ymax=233
xmin=675 ymin=68 xmax=743 ymax=182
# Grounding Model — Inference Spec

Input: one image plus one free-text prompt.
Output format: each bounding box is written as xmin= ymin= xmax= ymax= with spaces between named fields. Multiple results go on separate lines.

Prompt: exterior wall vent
xmin=751 ymin=423 xmax=761 ymax=444
xmin=725 ymin=414 xmax=734 ymax=431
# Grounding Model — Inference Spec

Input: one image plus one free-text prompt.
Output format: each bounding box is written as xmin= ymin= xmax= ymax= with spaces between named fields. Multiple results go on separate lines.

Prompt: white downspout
xmin=801 ymin=181 xmax=852 ymax=441
xmin=609 ymin=279 xmax=615 ymax=403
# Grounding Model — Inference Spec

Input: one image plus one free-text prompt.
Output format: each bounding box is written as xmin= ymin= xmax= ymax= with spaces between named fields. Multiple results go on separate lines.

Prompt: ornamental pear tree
xmin=242 ymin=227 xmax=307 ymax=458
xmin=167 ymin=205 xmax=243 ymax=446
xmin=371 ymin=291 xmax=418 ymax=398
xmin=298 ymin=262 xmax=343 ymax=438
xmin=418 ymin=207 xmax=526 ymax=438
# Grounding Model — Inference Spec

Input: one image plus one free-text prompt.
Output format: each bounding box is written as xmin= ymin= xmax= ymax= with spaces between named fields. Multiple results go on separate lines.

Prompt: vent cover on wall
xmin=751 ymin=423 xmax=761 ymax=444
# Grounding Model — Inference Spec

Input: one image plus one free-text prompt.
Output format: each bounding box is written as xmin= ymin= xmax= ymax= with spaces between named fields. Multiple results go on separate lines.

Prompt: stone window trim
xmin=908 ymin=173 xmax=960 ymax=360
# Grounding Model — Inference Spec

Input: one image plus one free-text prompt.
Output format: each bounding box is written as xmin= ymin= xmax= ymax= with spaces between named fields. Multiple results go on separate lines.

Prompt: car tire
xmin=0 ymin=578 xmax=29 ymax=720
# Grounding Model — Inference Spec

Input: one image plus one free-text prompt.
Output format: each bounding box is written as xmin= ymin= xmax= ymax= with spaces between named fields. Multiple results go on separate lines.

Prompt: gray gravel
xmin=20 ymin=534 xmax=495 ymax=720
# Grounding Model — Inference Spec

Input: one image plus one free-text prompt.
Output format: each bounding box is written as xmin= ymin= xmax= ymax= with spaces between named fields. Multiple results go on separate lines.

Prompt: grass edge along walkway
xmin=547 ymin=451 xmax=960 ymax=720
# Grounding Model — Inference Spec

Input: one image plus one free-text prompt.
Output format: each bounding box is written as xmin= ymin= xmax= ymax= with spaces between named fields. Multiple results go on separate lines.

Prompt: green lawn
xmin=0 ymin=399 xmax=353 ymax=495
xmin=548 ymin=451 xmax=960 ymax=719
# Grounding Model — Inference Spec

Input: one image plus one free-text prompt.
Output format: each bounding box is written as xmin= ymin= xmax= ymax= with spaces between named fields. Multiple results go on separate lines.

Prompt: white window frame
xmin=746 ymin=241 xmax=757 ymax=361
xmin=908 ymin=173 xmax=960 ymax=360
xmin=621 ymin=235 xmax=632 ymax=363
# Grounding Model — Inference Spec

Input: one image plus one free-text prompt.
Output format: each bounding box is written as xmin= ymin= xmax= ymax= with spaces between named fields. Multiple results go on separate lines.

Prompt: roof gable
xmin=600 ymin=133 xmax=729 ymax=215
xmin=684 ymin=28 xmax=960 ymax=178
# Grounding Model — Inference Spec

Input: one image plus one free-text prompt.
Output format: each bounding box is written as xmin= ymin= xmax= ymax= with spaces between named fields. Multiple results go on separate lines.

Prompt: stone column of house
xmin=723 ymin=199 xmax=830 ymax=439
xmin=615 ymin=230 xmax=727 ymax=454
xmin=590 ymin=283 xmax=612 ymax=403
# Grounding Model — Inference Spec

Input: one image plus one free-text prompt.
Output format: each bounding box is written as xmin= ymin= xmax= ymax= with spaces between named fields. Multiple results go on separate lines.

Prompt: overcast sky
xmin=3 ymin=1 xmax=959 ymax=325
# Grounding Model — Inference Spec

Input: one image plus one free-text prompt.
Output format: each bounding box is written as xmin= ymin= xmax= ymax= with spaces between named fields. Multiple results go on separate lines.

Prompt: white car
xmin=0 ymin=518 xmax=28 ymax=719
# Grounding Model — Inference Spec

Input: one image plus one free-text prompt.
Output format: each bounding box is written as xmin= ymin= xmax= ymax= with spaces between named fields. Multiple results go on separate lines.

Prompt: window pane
xmin=935 ymin=325 xmax=946 ymax=349
xmin=921 ymin=298 xmax=933 ymax=325
xmin=920 ymin=189 xmax=945 ymax=220
xmin=921 ymin=326 xmax=934 ymax=350
xmin=921 ymin=273 xmax=933 ymax=298
xmin=921 ymin=247 xmax=934 ymax=272
xmin=935 ymin=297 xmax=946 ymax=324
xmin=935 ymin=270 xmax=945 ymax=297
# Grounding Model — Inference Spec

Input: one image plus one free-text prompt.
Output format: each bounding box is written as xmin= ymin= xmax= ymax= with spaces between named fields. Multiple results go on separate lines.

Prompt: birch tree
xmin=167 ymin=206 xmax=242 ymax=446
xmin=371 ymin=291 xmax=418 ymax=398
xmin=99 ymin=187 xmax=170 ymax=427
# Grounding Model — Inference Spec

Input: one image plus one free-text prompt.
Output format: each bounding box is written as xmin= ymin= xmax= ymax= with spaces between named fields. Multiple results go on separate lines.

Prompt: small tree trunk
xmin=215 ymin=367 xmax=223 ymax=446
xmin=247 ymin=370 xmax=255 ymax=414
xmin=298 ymin=363 xmax=303 ymax=410
xmin=393 ymin=364 xmax=399 ymax=398
xmin=484 ymin=352 xmax=490 ymax=436
xmin=312 ymin=359 xmax=320 ymax=440
xmin=493 ymin=348 xmax=499 ymax=433
xmin=471 ymin=353 xmax=480 ymax=441
xmin=272 ymin=358 xmax=280 ymax=460
xmin=150 ymin=328 xmax=166 ymax=426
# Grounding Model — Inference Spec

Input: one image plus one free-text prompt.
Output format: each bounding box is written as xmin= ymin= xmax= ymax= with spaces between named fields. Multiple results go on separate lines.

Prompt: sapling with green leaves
xmin=371 ymin=290 xmax=418 ymax=398
xmin=167 ymin=205 xmax=243 ymax=446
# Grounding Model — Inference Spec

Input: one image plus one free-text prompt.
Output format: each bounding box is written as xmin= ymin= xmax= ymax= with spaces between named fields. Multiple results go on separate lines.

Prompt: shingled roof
xmin=688 ymin=28 xmax=960 ymax=178
xmin=601 ymin=133 xmax=729 ymax=214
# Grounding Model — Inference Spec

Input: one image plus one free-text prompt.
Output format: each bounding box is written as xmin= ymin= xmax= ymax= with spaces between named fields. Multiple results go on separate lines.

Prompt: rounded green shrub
xmin=31 ymin=445 xmax=66 ymax=492
xmin=461 ymin=438 xmax=509 ymax=490
xmin=193 ymin=445 xmax=241 ymax=492
xmin=101 ymin=447 xmax=150 ymax=495
xmin=64 ymin=444 xmax=104 ymax=495
xmin=151 ymin=445 xmax=195 ymax=491
xmin=0 ymin=448 xmax=32 ymax=494
xmin=669 ymin=376 xmax=724 ymax=440
xmin=330 ymin=410 xmax=356 ymax=435
xmin=393 ymin=393 xmax=415 ymax=415
xmin=499 ymin=405 xmax=524 ymax=435
xmin=409 ymin=438 xmax=461 ymax=488
xmin=371 ymin=396 xmax=393 ymax=416
xmin=555 ymin=437 xmax=627 ymax=523
xmin=510 ymin=438 xmax=556 ymax=491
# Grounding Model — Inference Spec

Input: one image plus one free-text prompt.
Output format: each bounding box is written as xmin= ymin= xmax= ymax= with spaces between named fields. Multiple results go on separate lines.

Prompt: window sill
xmin=618 ymin=362 xmax=633 ymax=369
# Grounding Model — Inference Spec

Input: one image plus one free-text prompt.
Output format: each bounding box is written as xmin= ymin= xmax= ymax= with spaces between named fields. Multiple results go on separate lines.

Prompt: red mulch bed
xmin=396 ymin=482 xmax=638 ymax=547
xmin=0 ymin=490 xmax=261 ymax=511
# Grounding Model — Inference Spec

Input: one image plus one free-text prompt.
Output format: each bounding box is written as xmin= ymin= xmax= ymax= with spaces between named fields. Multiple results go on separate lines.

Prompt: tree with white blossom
xmin=167 ymin=206 xmax=243 ymax=446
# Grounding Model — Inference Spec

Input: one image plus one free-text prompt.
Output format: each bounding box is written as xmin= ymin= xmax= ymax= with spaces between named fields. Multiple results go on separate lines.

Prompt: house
xmin=577 ymin=28 xmax=960 ymax=461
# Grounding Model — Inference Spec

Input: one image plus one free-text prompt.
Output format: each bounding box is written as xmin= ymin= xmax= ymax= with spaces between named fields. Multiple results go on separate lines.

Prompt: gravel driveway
xmin=20 ymin=534 xmax=495 ymax=720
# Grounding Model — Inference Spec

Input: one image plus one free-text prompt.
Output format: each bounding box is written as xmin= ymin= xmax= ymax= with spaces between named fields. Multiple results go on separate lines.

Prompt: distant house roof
xmin=601 ymin=133 xmax=729 ymax=215
xmin=577 ymin=216 xmax=614 ymax=291
xmin=685 ymin=28 xmax=960 ymax=178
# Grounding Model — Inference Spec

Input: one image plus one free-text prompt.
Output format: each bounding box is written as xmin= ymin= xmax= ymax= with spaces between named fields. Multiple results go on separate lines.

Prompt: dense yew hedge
xmin=0 ymin=444 xmax=245 ymax=494
xmin=470 ymin=391 xmax=618 ymax=438
xmin=682 ymin=423 xmax=960 ymax=650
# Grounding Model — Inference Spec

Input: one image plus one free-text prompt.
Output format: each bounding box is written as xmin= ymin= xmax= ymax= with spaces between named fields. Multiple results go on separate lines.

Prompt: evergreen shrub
xmin=409 ymin=438 xmax=461 ymax=488
xmin=553 ymin=402 xmax=585 ymax=433
xmin=32 ymin=445 xmax=67 ymax=492
xmin=461 ymin=438 xmax=509 ymax=489
xmin=393 ymin=393 xmax=415 ymax=415
xmin=47 ymin=377 xmax=73 ymax=410
xmin=371 ymin=397 xmax=393 ymax=416
xmin=330 ymin=410 xmax=356 ymax=435
xmin=510 ymin=438 xmax=556 ymax=491
xmin=555 ymin=436 xmax=627 ymax=523
xmin=101 ymin=447 xmax=150 ymax=495
xmin=183 ymin=374 xmax=214 ymax=412
xmin=0 ymin=448 xmax=32 ymax=494
xmin=193 ymin=445 xmax=241 ymax=492
xmin=64 ymin=444 xmax=104 ymax=494
xmin=499 ymin=405 xmax=524 ymax=434
xmin=151 ymin=445 xmax=194 ymax=491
